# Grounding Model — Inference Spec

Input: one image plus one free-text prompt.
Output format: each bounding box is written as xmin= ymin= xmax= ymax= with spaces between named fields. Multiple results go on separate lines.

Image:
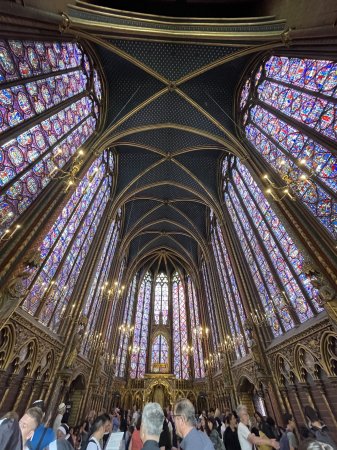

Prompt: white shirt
xmin=238 ymin=422 xmax=253 ymax=450
xmin=86 ymin=436 xmax=102 ymax=450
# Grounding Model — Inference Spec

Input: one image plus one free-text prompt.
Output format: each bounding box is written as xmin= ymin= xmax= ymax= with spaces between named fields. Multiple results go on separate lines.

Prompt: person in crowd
xmin=224 ymin=413 xmax=241 ymax=450
xmin=173 ymin=398 xmax=214 ymax=450
xmin=220 ymin=412 xmax=228 ymax=440
xmin=280 ymin=414 xmax=297 ymax=450
xmin=29 ymin=400 xmax=55 ymax=450
xmin=237 ymin=405 xmax=280 ymax=450
xmin=126 ymin=425 xmax=135 ymax=450
xmin=132 ymin=406 xmax=140 ymax=426
xmin=159 ymin=410 xmax=172 ymax=450
xmin=102 ymin=414 xmax=113 ymax=449
xmin=84 ymin=411 xmax=96 ymax=434
xmin=1 ymin=416 xmax=24 ymax=450
xmin=298 ymin=426 xmax=315 ymax=441
xmin=214 ymin=409 xmax=222 ymax=437
xmin=79 ymin=422 xmax=89 ymax=450
xmin=130 ymin=415 xmax=143 ymax=450
xmin=86 ymin=414 xmax=112 ymax=450
xmin=55 ymin=424 xmax=74 ymax=449
xmin=19 ymin=407 xmax=42 ymax=449
xmin=199 ymin=415 xmax=210 ymax=434
xmin=53 ymin=404 xmax=67 ymax=434
xmin=207 ymin=417 xmax=225 ymax=450
xmin=140 ymin=402 xmax=164 ymax=450
xmin=304 ymin=406 xmax=337 ymax=450
xmin=112 ymin=410 xmax=120 ymax=433
xmin=265 ymin=417 xmax=280 ymax=440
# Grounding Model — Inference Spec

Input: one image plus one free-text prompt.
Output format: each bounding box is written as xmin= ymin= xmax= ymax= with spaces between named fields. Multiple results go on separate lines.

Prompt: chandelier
xmin=262 ymin=158 xmax=314 ymax=203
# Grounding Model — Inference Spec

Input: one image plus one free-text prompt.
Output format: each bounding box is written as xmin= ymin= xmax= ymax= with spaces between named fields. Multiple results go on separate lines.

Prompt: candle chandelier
xmin=263 ymin=158 xmax=315 ymax=202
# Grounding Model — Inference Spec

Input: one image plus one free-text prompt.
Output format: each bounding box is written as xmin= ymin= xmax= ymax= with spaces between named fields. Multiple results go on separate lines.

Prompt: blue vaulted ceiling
xmin=74 ymin=5 xmax=286 ymax=270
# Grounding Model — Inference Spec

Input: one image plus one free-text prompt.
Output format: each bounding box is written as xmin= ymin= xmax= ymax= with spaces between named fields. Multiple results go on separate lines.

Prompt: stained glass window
xmin=0 ymin=39 xmax=102 ymax=237
xmin=172 ymin=271 xmax=189 ymax=379
xmin=187 ymin=276 xmax=205 ymax=379
xmin=151 ymin=334 xmax=169 ymax=372
xmin=223 ymin=157 xmax=321 ymax=336
xmin=154 ymin=272 xmax=169 ymax=325
xmin=116 ymin=275 xmax=137 ymax=378
xmin=130 ymin=271 xmax=152 ymax=379
xmin=240 ymin=55 xmax=337 ymax=239
xmin=81 ymin=210 xmax=120 ymax=357
xmin=201 ymin=261 xmax=218 ymax=353
xmin=210 ymin=215 xmax=247 ymax=359
xmin=22 ymin=151 xmax=113 ymax=331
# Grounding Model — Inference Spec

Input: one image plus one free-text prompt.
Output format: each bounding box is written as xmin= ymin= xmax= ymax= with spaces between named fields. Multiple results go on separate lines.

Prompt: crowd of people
xmin=0 ymin=398 xmax=336 ymax=450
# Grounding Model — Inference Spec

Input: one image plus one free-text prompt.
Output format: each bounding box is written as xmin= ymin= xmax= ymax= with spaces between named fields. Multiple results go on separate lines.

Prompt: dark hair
xmin=226 ymin=413 xmax=236 ymax=425
xmin=200 ymin=415 xmax=210 ymax=435
xmin=266 ymin=416 xmax=275 ymax=427
xmin=208 ymin=417 xmax=217 ymax=430
xmin=298 ymin=426 xmax=315 ymax=440
xmin=304 ymin=406 xmax=319 ymax=422
xmin=283 ymin=413 xmax=293 ymax=427
xmin=136 ymin=415 xmax=142 ymax=431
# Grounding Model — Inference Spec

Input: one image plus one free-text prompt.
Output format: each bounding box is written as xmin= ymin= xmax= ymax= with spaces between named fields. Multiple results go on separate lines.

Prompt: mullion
xmin=25 ymin=161 xmax=104 ymax=294
xmin=225 ymin=194 xmax=286 ymax=334
xmin=44 ymin=182 xmax=109 ymax=326
xmin=34 ymin=174 xmax=106 ymax=317
xmin=229 ymin=183 xmax=296 ymax=328
xmin=237 ymin=165 xmax=318 ymax=315
xmin=214 ymin=226 xmax=248 ymax=354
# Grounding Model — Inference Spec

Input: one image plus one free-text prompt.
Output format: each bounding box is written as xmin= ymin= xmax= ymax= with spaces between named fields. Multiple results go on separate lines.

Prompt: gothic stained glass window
xmin=130 ymin=272 xmax=152 ymax=379
xmin=187 ymin=276 xmax=205 ymax=379
xmin=81 ymin=212 xmax=120 ymax=358
xmin=210 ymin=218 xmax=247 ymax=359
xmin=201 ymin=261 xmax=218 ymax=353
xmin=239 ymin=55 xmax=337 ymax=239
xmin=223 ymin=157 xmax=321 ymax=336
xmin=154 ymin=272 xmax=169 ymax=325
xmin=0 ymin=39 xmax=102 ymax=237
xmin=151 ymin=334 xmax=169 ymax=372
xmin=116 ymin=275 xmax=137 ymax=378
xmin=172 ymin=271 xmax=189 ymax=379
xmin=22 ymin=151 xmax=113 ymax=331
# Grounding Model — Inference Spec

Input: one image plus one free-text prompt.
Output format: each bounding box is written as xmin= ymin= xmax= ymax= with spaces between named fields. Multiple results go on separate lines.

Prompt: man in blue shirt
xmin=173 ymin=399 xmax=214 ymax=450
xmin=29 ymin=400 xmax=55 ymax=450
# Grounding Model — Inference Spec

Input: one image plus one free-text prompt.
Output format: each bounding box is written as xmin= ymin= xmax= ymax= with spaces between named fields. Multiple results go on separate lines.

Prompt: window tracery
xmin=172 ymin=271 xmax=189 ymax=379
xmin=223 ymin=157 xmax=321 ymax=337
xmin=0 ymin=39 xmax=102 ymax=237
xmin=130 ymin=271 xmax=152 ymax=379
xmin=239 ymin=55 xmax=337 ymax=239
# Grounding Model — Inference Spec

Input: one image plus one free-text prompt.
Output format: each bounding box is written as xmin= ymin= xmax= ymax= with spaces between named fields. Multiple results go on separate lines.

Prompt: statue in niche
xmin=302 ymin=260 xmax=337 ymax=330
xmin=244 ymin=319 xmax=267 ymax=378
xmin=0 ymin=251 xmax=40 ymax=328
xmin=64 ymin=315 xmax=88 ymax=369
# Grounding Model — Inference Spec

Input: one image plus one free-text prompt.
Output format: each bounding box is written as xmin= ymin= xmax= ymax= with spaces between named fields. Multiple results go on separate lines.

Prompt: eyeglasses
xmin=172 ymin=414 xmax=182 ymax=420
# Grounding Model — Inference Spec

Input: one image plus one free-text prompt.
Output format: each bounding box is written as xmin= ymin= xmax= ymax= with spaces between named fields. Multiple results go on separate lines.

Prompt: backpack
xmin=311 ymin=427 xmax=337 ymax=450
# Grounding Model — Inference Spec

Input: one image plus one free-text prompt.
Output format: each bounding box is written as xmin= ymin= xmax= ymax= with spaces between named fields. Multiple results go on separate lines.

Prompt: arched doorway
xmin=149 ymin=383 xmax=171 ymax=407
xmin=237 ymin=376 xmax=255 ymax=416
xmin=197 ymin=392 xmax=208 ymax=414
xmin=66 ymin=374 xmax=86 ymax=426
